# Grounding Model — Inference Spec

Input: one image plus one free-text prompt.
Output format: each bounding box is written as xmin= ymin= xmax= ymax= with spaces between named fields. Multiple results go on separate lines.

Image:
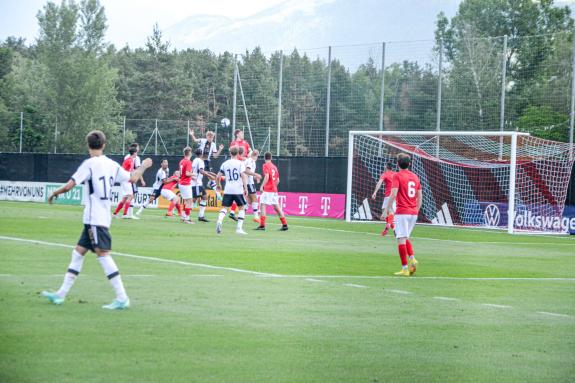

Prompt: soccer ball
xmin=221 ymin=118 xmax=231 ymax=128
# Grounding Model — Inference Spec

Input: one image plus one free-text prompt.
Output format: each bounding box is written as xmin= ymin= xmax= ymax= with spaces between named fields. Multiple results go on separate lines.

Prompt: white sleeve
xmin=71 ymin=160 xmax=91 ymax=184
xmin=134 ymin=156 xmax=141 ymax=168
xmin=114 ymin=162 xmax=131 ymax=184
xmin=240 ymin=162 xmax=246 ymax=173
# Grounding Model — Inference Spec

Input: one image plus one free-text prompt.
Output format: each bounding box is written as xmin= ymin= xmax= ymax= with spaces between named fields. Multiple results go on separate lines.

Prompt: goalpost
xmin=346 ymin=131 xmax=575 ymax=234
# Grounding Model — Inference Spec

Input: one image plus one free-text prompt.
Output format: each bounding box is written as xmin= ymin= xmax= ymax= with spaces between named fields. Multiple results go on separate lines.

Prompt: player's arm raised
xmin=188 ymin=129 xmax=201 ymax=143
xmin=371 ymin=179 xmax=383 ymax=200
xmin=131 ymin=158 xmax=153 ymax=183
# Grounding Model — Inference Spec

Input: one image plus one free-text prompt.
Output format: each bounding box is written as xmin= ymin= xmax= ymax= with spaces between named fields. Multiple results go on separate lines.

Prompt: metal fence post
xmin=325 ymin=46 xmax=332 ymax=157
xmin=155 ymin=118 xmax=158 ymax=155
xmin=122 ymin=116 xmax=126 ymax=155
xmin=569 ymin=28 xmax=575 ymax=160
xmin=232 ymin=54 xmax=238 ymax=131
xmin=379 ymin=42 xmax=386 ymax=132
xmin=436 ymin=40 xmax=443 ymax=158
xmin=186 ymin=120 xmax=190 ymax=148
xmin=54 ymin=116 xmax=58 ymax=154
xmin=499 ymin=35 xmax=508 ymax=160
xmin=277 ymin=51 xmax=283 ymax=156
xmin=19 ymin=112 xmax=23 ymax=153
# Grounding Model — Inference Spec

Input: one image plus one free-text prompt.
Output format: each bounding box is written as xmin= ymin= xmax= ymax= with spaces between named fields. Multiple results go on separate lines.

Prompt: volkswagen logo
xmin=484 ymin=204 xmax=501 ymax=227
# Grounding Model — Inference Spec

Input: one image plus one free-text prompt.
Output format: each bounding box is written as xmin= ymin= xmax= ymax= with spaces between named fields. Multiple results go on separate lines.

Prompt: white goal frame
xmin=346 ymin=131 xmax=531 ymax=234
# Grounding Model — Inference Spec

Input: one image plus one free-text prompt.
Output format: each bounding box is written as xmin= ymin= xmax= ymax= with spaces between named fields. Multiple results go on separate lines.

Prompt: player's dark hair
xmin=397 ymin=153 xmax=411 ymax=169
xmin=183 ymin=147 xmax=192 ymax=157
xmin=264 ymin=152 xmax=272 ymax=160
xmin=86 ymin=130 xmax=106 ymax=150
xmin=230 ymin=146 xmax=239 ymax=156
xmin=234 ymin=129 xmax=241 ymax=138
xmin=161 ymin=158 xmax=168 ymax=163
xmin=238 ymin=146 xmax=245 ymax=155
xmin=386 ymin=162 xmax=393 ymax=170
xmin=129 ymin=147 xmax=137 ymax=155
xmin=195 ymin=148 xmax=203 ymax=157
xmin=129 ymin=142 xmax=138 ymax=148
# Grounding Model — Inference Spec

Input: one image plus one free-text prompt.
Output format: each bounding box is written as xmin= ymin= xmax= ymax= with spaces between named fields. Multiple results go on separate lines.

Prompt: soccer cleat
xmin=409 ymin=257 xmax=419 ymax=275
xmin=102 ymin=298 xmax=130 ymax=310
xmin=113 ymin=213 xmax=119 ymax=219
xmin=131 ymin=215 xmax=140 ymax=220
xmin=279 ymin=225 xmax=288 ymax=231
xmin=135 ymin=209 xmax=143 ymax=217
xmin=381 ymin=226 xmax=389 ymax=236
xmin=216 ymin=222 xmax=222 ymax=234
xmin=41 ymin=291 xmax=64 ymax=305
xmin=198 ymin=216 xmax=209 ymax=223
xmin=228 ymin=213 xmax=238 ymax=222
xmin=236 ymin=229 xmax=248 ymax=235
xmin=165 ymin=211 xmax=173 ymax=217
xmin=252 ymin=217 xmax=261 ymax=223
xmin=182 ymin=219 xmax=194 ymax=224
xmin=394 ymin=268 xmax=410 ymax=277
xmin=255 ymin=226 xmax=266 ymax=231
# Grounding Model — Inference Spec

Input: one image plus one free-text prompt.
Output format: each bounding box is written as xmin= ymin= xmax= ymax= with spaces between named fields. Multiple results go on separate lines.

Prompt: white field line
xmin=305 ymin=278 xmax=327 ymax=283
xmin=433 ymin=296 xmax=460 ymax=302
xmin=342 ymin=283 xmax=368 ymax=289
xmin=482 ymin=303 xmax=513 ymax=309
xmin=2 ymin=236 xmax=575 ymax=282
xmin=537 ymin=311 xmax=571 ymax=318
xmin=386 ymin=289 xmax=412 ymax=295
xmin=284 ymin=223 xmax=575 ymax=247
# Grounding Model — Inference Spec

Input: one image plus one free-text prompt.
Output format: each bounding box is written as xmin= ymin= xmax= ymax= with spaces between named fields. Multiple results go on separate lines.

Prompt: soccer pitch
xmin=1 ymin=201 xmax=574 ymax=382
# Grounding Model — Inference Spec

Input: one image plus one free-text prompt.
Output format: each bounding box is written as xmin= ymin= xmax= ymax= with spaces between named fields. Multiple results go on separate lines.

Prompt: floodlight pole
xmin=154 ymin=119 xmax=158 ymax=155
xmin=122 ymin=116 xmax=126 ymax=155
xmin=232 ymin=54 xmax=238 ymax=132
xmin=325 ymin=46 xmax=332 ymax=157
xmin=499 ymin=35 xmax=508 ymax=160
xmin=277 ymin=51 xmax=283 ymax=157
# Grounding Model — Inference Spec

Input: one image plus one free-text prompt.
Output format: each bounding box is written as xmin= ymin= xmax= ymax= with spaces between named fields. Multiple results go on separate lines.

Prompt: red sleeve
xmin=122 ymin=158 xmax=132 ymax=171
xmin=379 ymin=173 xmax=385 ymax=181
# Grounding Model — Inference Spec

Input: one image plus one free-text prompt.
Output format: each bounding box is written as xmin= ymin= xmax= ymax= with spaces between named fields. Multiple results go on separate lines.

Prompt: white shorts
xmin=179 ymin=184 xmax=193 ymax=200
xmin=394 ymin=214 xmax=417 ymax=238
xmin=260 ymin=192 xmax=279 ymax=205
xmin=161 ymin=189 xmax=177 ymax=201
xmin=382 ymin=197 xmax=396 ymax=212
xmin=121 ymin=182 xmax=133 ymax=197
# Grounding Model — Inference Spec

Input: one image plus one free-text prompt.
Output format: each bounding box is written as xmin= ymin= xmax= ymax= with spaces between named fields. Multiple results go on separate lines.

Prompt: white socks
xmin=237 ymin=209 xmax=245 ymax=230
xmin=199 ymin=200 xmax=206 ymax=217
xmin=98 ymin=256 xmax=128 ymax=302
xmin=217 ymin=208 xmax=227 ymax=224
xmin=252 ymin=202 xmax=259 ymax=218
xmin=56 ymin=250 xmax=84 ymax=297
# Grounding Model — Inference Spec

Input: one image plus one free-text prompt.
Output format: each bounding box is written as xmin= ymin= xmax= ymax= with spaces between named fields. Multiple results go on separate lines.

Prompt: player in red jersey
xmin=161 ymin=170 xmax=182 ymax=217
xmin=228 ymin=130 xmax=251 ymax=221
xmin=178 ymin=147 xmax=194 ymax=224
xmin=371 ymin=162 xmax=396 ymax=236
xmin=256 ymin=152 xmax=288 ymax=231
xmin=113 ymin=147 xmax=137 ymax=218
xmin=382 ymin=153 xmax=422 ymax=276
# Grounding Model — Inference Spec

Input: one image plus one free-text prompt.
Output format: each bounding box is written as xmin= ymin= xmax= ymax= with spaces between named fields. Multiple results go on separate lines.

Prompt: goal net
xmin=346 ymin=131 xmax=575 ymax=234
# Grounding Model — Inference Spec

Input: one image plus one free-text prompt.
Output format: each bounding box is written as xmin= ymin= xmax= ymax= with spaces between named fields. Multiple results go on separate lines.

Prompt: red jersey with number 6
xmin=392 ymin=169 xmax=421 ymax=215
xmin=179 ymin=158 xmax=193 ymax=186
xmin=262 ymin=162 xmax=279 ymax=192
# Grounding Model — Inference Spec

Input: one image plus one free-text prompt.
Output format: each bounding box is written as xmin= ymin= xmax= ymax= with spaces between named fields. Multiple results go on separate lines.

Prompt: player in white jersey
xmin=42 ymin=130 xmax=152 ymax=310
xmin=136 ymin=159 xmax=169 ymax=217
xmin=191 ymin=148 xmax=211 ymax=222
xmin=124 ymin=142 xmax=145 ymax=216
xmin=243 ymin=149 xmax=262 ymax=223
xmin=215 ymin=146 xmax=248 ymax=235
xmin=188 ymin=129 xmax=224 ymax=171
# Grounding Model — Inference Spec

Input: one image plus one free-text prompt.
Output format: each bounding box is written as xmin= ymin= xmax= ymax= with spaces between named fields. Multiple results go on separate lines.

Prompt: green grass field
xmin=1 ymin=201 xmax=574 ymax=382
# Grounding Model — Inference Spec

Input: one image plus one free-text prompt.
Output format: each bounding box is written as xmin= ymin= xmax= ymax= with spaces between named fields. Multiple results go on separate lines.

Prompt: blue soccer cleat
xmin=102 ymin=298 xmax=130 ymax=310
xmin=41 ymin=291 xmax=65 ymax=305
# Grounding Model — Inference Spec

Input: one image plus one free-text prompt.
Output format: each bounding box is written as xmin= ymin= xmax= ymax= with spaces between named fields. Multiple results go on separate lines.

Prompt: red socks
xmin=398 ymin=244 xmax=408 ymax=266
xmin=386 ymin=214 xmax=395 ymax=229
xmin=260 ymin=216 xmax=267 ymax=227
xmin=123 ymin=201 xmax=130 ymax=215
xmin=280 ymin=217 xmax=287 ymax=226
xmin=184 ymin=208 xmax=191 ymax=217
xmin=176 ymin=203 xmax=182 ymax=214
xmin=167 ymin=201 xmax=174 ymax=212
xmin=405 ymin=239 xmax=414 ymax=256
xmin=114 ymin=201 xmax=124 ymax=215
xmin=231 ymin=201 xmax=238 ymax=213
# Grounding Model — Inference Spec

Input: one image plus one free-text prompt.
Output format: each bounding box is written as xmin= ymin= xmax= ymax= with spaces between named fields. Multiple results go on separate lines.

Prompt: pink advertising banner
xmin=247 ymin=192 xmax=345 ymax=219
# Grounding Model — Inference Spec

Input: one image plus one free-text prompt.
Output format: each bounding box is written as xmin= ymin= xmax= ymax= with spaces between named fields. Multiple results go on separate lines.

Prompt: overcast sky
xmin=1 ymin=0 xmax=575 ymax=52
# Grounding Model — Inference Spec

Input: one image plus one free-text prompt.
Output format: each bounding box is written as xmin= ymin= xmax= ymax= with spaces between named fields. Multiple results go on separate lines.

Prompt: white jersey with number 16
xmin=72 ymin=155 xmax=131 ymax=228
xmin=219 ymin=159 xmax=246 ymax=195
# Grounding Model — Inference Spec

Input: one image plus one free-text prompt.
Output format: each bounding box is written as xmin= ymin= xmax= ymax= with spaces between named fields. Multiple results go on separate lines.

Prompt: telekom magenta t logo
xmin=321 ymin=196 xmax=331 ymax=216
xmin=298 ymin=196 xmax=309 ymax=214
xmin=278 ymin=195 xmax=287 ymax=209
